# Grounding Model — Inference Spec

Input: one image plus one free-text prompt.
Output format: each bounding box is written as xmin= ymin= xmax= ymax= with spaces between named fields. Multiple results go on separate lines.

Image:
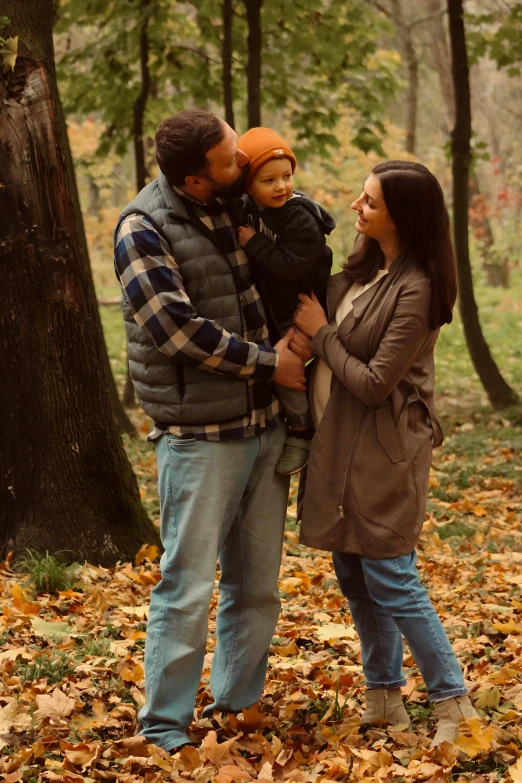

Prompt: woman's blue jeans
xmin=332 ymin=551 xmax=467 ymax=702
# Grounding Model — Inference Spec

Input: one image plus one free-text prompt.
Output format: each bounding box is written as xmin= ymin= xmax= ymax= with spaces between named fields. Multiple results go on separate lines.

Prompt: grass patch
xmin=430 ymin=485 xmax=460 ymax=502
xmin=15 ymin=550 xmax=81 ymax=595
xmin=75 ymin=635 xmax=113 ymax=658
xmin=437 ymin=521 xmax=476 ymax=540
xmin=15 ymin=650 xmax=73 ymax=686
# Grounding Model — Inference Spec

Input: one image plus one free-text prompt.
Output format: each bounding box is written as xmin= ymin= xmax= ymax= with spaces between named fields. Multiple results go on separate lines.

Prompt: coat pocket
xmin=375 ymin=405 xmax=405 ymax=463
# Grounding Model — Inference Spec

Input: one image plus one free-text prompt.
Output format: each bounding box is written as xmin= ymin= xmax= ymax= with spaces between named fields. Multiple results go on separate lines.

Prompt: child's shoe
xmin=276 ymin=436 xmax=311 ymax=476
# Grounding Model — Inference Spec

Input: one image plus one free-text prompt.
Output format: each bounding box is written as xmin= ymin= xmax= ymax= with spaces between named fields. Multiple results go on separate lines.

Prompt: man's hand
xmin=294 ymin=292 xmax=328 ymax=338
xmin=237 ymin=225 xmax=256 ymax=247
xmin=290 ymin=328 xmax=315 ymax=363
xmin=273 ymin=329 xmax=306 ymax=391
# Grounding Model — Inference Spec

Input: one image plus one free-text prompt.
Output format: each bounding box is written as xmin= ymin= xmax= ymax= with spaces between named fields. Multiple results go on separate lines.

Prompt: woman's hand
xmin=290 ymin=328 xmax=315 ymax=362
xmin=294 ymin=292 xmax=328 ymax=338
xmin=237 ymin=225 xmax=256 ymax=247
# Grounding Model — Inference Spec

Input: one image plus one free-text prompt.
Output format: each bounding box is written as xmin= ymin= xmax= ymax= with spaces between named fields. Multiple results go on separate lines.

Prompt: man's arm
xmin=241 ymin=208 xmax=323 ymax=281
xmin=115 ymin=214 xmax=277 ymax=381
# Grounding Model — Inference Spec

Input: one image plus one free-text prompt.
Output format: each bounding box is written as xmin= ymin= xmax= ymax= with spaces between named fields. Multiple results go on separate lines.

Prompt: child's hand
xmin=237 ymin=225 xmax=256 ymax=247
xmin=294 ymin=292 xmax=328 ymax=338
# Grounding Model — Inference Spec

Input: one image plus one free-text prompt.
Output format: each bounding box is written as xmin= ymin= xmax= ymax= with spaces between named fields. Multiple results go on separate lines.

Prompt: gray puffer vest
xmin=114 ymin=173 xmax=271 ymax=425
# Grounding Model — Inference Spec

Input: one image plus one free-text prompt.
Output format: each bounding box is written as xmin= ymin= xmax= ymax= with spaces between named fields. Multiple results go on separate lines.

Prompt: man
xmin=113 ymin=109 xmax=305 ymax=753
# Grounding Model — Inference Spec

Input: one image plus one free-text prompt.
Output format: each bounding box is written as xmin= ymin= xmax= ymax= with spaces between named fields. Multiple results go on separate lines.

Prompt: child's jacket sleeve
xmin=243 ymin=207 xmax=324 ymax=281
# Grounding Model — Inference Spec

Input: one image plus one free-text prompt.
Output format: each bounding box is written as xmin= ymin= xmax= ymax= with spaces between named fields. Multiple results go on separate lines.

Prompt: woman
xmin=293 ymin=160 xmax=478 ymax=747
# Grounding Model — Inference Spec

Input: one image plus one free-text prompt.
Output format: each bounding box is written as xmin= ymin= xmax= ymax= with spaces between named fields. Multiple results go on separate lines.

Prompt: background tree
xmin=447 ymin=0 xmax=518 ymax=410
xmin=245 ymin=0 xmax=262 ymax=128
xmin=222 ymin=0 xmax=235 ymax=127
xmin=0 ymin=0 xmax=160 ymax=566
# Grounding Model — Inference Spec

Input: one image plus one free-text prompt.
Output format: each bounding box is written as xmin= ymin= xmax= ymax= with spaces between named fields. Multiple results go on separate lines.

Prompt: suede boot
xmin=430 ymin=695 xmax=479 ymax=748
xmin=361 ymin=688 xmax=410 ymax=727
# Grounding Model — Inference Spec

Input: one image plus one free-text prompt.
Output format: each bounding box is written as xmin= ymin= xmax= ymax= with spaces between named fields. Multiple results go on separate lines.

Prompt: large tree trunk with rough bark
xmin=448 ymin=0 xmax=518 ymax=409
xmin=245 ymin=0 xmax=262 ymax=128
xmin=0 ymin=0 xmax=160 ymax=565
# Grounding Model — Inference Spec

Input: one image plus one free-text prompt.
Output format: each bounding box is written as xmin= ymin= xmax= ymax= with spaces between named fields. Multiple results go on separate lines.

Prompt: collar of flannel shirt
xmin=172 ymin=184 xmax=223 ymax=215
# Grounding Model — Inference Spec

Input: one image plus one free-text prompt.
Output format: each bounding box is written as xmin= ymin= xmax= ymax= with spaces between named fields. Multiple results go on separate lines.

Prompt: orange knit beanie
xmin=238 ymin=127 xmax=297 ymax=191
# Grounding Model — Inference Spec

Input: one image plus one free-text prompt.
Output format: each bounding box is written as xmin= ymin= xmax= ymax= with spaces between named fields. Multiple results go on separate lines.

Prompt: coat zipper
xmin=338 ymin=408 xmax=366 ymax=518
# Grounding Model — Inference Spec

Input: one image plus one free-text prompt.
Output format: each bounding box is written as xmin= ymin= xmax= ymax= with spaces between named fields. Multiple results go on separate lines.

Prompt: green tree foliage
xmin=56 ymin=0 xmax=400 ymax=161
xmin=55 ymin=0 xmax=209 ymax=160
xmin=259 ymin=0 xmax=399 ymax=156
xmin=467 ymin=3 xmax=522 ymax=76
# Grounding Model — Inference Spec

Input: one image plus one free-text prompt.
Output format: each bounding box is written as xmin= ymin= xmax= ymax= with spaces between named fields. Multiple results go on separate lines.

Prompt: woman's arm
xmin=309 ymin=283 xmax=433 ymax=407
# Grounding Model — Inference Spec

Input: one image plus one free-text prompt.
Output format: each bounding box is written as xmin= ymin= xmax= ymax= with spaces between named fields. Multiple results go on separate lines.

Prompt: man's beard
xmin=208 ymin=167 xmax=248 ymax=199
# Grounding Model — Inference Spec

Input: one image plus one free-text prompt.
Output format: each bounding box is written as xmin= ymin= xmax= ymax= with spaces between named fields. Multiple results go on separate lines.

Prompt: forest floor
xmin=1 ymin=269 xmax=522 ymax=782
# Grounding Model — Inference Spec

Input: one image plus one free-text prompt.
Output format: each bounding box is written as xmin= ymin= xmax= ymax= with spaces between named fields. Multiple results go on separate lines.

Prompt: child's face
xmin=249 ymin=157 xmax=294 ymax=208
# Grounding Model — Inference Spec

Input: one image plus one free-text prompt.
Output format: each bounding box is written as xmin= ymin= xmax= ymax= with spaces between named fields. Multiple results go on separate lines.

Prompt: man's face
xmin=204 ymin=121 xmax=250 ymax=198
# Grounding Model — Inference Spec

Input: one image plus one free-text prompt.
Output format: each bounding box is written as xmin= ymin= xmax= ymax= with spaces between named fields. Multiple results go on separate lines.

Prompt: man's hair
xmin=155 ymin=110 xmax=225 ymax=187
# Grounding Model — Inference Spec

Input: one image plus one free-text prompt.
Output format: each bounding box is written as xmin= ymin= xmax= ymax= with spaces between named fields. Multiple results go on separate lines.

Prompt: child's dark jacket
xmin=230 ymin=192 xmax=336 ymax=345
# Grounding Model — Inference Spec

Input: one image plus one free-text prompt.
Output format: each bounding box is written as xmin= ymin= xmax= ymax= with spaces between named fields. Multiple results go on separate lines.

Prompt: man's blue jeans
xmin=139 ymin=424 xmax=289 ymax=751
xmin=332 ymin=551 xmax=467 ymax=703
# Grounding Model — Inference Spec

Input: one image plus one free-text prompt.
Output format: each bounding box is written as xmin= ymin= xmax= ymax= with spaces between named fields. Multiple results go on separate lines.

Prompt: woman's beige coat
xmin=299 ymin=257 xmax=444 ymax=559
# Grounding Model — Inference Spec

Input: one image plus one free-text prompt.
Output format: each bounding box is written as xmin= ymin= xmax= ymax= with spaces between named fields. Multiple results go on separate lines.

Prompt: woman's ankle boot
xmin=430 ymin=695 xmax=479 ymax=747
xmin=361 ymin=688 xmax=410 ymax=727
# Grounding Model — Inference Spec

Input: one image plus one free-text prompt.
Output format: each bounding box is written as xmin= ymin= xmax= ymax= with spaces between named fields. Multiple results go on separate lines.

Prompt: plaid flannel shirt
xmin=114 ymin=188 xmax=282 ymax=441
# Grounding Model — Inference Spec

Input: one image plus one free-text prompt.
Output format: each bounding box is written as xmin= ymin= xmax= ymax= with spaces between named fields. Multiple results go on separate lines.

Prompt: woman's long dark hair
xmin=343 ymin=160 xmax=457 ymax=329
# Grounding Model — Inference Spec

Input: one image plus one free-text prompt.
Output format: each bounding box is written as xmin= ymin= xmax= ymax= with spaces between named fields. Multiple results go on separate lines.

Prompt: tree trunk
xmin=390 ymin=0 xmax=418 ymax=154
xmin=0 ymin=0 xmax=159 ymax=565
xmin=245 ymin=0 xmax=262 ymax=128
xmin=424 ymin=0 xmax=454 ymax=131
xmin=133 ymin=0 xmax=150 ymax=194
xmin=447 ymin=0 xmax=518 ymax=409
xmin=87 ymin=173 xmax=102 ymax=220
xmin=428 ymin=2 xmax=510 ymax=289
xmin=222 ymin=0 xmax=235 ymax=128
xmin=125 ymin=0 xmax=152 ymax=408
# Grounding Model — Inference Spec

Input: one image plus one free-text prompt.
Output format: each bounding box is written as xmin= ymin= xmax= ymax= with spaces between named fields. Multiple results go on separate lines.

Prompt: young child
xmin=234 ymin=127 xmax=335 ymax=476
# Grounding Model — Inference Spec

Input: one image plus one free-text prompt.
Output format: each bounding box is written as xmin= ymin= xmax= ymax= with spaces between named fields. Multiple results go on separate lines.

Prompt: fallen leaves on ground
xmin=1 ymin=422 xmax=521 ymax=782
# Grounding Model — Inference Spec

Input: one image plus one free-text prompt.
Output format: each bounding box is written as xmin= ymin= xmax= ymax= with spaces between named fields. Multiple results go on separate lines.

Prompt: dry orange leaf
xmin=34 ymin=689 xmax=75 ymax=721
xmin=509 ymin=755 xmax=522 ymax=782
xmin=200 ymin=731 xmax=239 ymax=765
xmin=135 ymin=544 xmax=160 ymax=565
xmin=10 ymin=583 xmax=39 ymax=615
xmin=179 ymin=744 xmax=202 ymax=771
xmin=455 ymin=719 xmax=494 ymax=757
xmin=271 ymin=640 xmax=299 ymax=657
xmin=493 ymin=619 xmax=522 ymax=634
xmin=121 ymin=662 xmax=144 ymax=683
xmin=63 ymin=742 xmax=101 ymax=770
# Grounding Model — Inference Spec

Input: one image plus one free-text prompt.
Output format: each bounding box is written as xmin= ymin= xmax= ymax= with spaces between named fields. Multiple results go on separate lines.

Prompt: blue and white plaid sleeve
xmin=114 ymin=214 xmax=278 ymax=380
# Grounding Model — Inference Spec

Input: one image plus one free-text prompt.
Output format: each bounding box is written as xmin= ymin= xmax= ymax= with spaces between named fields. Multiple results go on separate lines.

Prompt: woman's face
xmin=351 ymin=173 xmax=397 ymax=244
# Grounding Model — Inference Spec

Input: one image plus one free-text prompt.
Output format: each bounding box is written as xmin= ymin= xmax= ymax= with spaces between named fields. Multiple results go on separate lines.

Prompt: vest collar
xmin=158 ymin=172 xmax=192 ymax=222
